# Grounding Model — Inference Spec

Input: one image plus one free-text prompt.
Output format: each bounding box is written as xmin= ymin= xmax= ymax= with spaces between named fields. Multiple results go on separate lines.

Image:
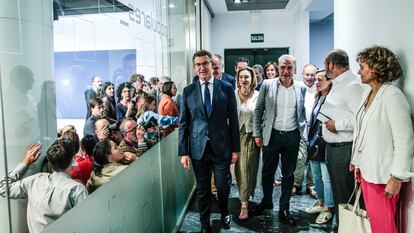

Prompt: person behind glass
xmin=116 ymin=82 xmax=137 ymax=121
xmin=234 ymin=67 xmax=260 ymax=221
xmin=87 ymin=139 xmax=127 ymax=193
xmin=83 ymin=98 xmax=104 ymax=137
xmin=130 ymin=73 xmax=145 ymax=107
xmin=252 ymin=64 xmax=264 ymax=91
xmin=70 ymin=135 xmax=96 ymax=186
xmin=137 ymin=94 xmax=159 ymax=144
xmin=351 ymin=46 xmax=414 ymax=233
xmin=179 ymin=50 xmax=240 ymax=233
xmin=304 ymin=69 xmax=334 ymax=225
xmin=85 ymin=75 xmax=103 ymax=120
xmin=0 ymin=141 xmax=88 ymax=233
xmin=158 ymin=81 xmax=179 ymax=136
xmin=264 ymin=61 xmax=279 ymax=79
xmin=118 ymin=118 xmax=148 ymax=164
xmin=251 ymin=54 xmax=306 ymax=226
xmin=100 ymin=81 xmax=117 ymax=124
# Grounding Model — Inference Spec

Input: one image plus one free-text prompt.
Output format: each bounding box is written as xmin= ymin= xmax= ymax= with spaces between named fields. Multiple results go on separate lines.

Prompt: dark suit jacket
xmin=179 ymin=79 xmax=240 ymax=160
xmin=221 ymin=73 xmax=236 ymax=90
xmin=193 ymin=73 xmax=235 ymax=90
xmin=85 ymin=88 xmax=98 ymax=119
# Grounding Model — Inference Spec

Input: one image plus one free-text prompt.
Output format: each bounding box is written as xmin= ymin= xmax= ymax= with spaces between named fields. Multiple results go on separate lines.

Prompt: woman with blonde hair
xmin=234 ymin=67 xmax=260 ymax=221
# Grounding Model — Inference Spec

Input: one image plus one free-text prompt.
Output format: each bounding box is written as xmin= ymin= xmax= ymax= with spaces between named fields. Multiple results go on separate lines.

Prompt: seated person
xmin=70 ymin=135 xmax=96 ymax=185
xmin=87 ymin=139 xmax=127 ymax=192
xmin=0 ymin=141 xmax=88 ymax=233
xmin=118 ymin=118 xmax=148 ymax=164
xmin=84 ymin=98 xmax=104 ymax=137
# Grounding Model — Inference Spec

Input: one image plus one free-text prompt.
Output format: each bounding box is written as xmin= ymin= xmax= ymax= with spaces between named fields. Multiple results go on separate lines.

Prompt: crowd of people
xmin=179 ymin=46 xmax=414 ymax=233
xmin=0 ymin=73 xmax=180 ymax=232
xmin=0 ymin=45 xmax=412 ymax=233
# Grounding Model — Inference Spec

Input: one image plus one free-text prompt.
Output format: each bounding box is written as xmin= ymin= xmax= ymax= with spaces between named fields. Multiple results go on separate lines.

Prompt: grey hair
xmin=252 ymin=64 xmax=264 ymax=74
xmin=278 ymin=54 xmax=297 ymax=70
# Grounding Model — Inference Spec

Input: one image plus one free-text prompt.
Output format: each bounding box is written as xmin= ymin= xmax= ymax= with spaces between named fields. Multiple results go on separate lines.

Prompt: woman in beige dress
xmin=234 ymin=67 xmax=260 ymax=221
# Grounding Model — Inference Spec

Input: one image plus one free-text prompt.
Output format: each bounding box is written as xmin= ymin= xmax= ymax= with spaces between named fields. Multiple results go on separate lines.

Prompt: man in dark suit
xmin=212 ymin=54 xmax=236 ymax=90
xmin=179 ymin=50 xmax=240 ymax=233
xmin=84 ymin=75 xmax=103 ymax=120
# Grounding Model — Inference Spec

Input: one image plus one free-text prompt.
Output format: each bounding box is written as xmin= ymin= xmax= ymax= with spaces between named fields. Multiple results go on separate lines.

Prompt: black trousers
xmin=261 ymin=129 xmax=300 ymax=211
xmin=325 ymin=143 xmax=355 ymax=227
xmin=192 ymin=141 xmax=231 ymax=227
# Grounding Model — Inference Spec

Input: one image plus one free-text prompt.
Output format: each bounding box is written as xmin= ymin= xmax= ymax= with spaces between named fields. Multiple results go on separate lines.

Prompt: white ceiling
xmin=207 ymin=0 xmax=333 ymax=22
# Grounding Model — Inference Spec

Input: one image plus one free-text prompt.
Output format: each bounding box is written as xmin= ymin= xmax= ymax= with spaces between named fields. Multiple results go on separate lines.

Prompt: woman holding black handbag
xmin=304 ymin=69 xmax=335 ymax=225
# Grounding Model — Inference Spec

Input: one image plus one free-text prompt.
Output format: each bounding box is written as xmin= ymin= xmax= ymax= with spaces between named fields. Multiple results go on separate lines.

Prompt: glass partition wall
xmin=1 ymin=0 xmax=198 ymax=232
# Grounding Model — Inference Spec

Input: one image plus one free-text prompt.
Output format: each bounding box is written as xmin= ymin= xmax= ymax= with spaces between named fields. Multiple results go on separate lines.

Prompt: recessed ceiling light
xmin=241 ymin=0 xmax=249 ymax=2
xmin=234 ymin=0 xmax=241 ymax=3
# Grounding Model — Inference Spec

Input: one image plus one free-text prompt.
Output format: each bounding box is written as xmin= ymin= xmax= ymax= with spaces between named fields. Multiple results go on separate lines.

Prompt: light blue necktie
xmin=204 ymin=82 xmax=211 ymax=116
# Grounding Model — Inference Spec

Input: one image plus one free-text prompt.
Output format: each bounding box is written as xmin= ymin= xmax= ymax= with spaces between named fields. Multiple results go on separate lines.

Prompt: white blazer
xmin=351 ymin=83 xmax=414 ymax=184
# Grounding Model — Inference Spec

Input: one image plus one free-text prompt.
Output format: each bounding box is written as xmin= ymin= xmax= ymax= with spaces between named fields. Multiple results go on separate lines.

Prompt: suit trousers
xmin=325 ymin=143 xmax=355 ymax=228
xmin=192 ymin=141 xmax=231 ymax=226
xmin=261 ymin=129 xmax=300 ymax=211
xmin=294 ymin=139 xmax=314 ymax=189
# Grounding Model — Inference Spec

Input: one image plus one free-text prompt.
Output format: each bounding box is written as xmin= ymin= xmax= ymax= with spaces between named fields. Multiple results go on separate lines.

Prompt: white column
xmin=0 ymin=0 xmax=55 ymax=232
xmin=334 ymin=1 xmax=414 ymax=232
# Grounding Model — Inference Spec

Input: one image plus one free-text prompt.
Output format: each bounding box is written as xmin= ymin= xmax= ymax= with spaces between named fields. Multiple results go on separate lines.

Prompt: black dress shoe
xmin=250 ymin=202 xmax=273 ymax=215
xmin=279 ymin=210 xmax=296 ymax=226
xmin=221 ymin=213 xmax=231 ymax=229
xmin=200 ymin=225 xmax=212 ymax=233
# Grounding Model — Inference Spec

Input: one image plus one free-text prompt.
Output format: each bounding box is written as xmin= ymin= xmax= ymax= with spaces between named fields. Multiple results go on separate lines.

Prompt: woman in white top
xmin=234 ymin=67 xmax=260 ymax=221
xmin=352 ymin=45 xmax=414 ymax=233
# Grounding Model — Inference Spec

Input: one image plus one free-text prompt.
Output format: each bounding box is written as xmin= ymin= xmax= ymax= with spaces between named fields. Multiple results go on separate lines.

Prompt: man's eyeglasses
xmin=194 ymin=60 xmax=211 ymax=69
xmin=125 ymin=125 xmax=137 ymax=134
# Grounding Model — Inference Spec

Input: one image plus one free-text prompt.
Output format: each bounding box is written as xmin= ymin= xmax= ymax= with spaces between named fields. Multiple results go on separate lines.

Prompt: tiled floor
xmin=178 ymin=184 xmax=333 ymax=233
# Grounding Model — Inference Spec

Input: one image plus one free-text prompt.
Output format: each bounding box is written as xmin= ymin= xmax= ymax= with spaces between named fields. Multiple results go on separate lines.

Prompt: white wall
xmin=210 ymin=1 xmax=310 ymax=79
xmin=334 ymin=1 xmax=414 ymax=232
xmin=310 ymin=20 xmax=333 ymax=68
xmin=201 ymin=1 xmax=212 ymax=50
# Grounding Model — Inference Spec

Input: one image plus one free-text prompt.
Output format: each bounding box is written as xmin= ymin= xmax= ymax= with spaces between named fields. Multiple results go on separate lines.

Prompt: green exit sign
xmin=251 ymin=33 xmax=264 ymax=43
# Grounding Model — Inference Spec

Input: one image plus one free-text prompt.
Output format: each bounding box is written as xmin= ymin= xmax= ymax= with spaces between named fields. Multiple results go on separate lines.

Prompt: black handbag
xmin=307 ymin=135 xmax=326 ymax=161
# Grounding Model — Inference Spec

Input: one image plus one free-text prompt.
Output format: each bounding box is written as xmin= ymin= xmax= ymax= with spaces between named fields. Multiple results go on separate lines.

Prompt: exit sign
xmin=251 ymin=33 xmax=264 ymax=43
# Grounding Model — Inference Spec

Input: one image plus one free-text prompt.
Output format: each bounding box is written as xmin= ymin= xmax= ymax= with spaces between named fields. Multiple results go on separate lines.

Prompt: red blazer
xmin=158 ymin=94 xmax=179 ymax=136
xmin=70 ymin=152 xmax=94 ymax=185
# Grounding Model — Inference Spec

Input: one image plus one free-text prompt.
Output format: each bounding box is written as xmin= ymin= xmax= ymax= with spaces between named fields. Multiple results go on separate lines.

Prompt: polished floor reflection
xmin=178 ymin=184 xmax=333 ymax=233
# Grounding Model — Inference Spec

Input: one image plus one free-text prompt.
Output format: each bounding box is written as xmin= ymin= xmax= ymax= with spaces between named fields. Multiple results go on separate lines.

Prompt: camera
xmin=141 ymin=116 xmax=158 ymax=130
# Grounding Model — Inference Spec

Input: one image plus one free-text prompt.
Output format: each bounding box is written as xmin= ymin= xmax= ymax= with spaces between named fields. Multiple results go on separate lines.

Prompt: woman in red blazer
xmin=158 ymin=81 xmax=179 ymax=136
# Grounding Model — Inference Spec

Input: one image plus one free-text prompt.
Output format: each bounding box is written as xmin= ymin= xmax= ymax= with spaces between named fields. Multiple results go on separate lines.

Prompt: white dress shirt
xmin=303 ymin=83 xmax=316 ymax=138
xmin=273 ymin=82 xmax=297 ymax=131
xmin=0 ymin=163 xmax=88 ymax=233
xmin=236 ymin=90 xmax=259 ymax=133
xmin=322 ymin=70 xmax=364 ymax=143
xmin=199 ymin=77 xmax=214 ymax=104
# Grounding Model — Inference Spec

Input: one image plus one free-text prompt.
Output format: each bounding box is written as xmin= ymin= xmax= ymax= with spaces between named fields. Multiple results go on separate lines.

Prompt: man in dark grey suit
xmin=211 ymin=54 xmax=236 ymax=90
xmin=84 ymin=75 xmax=102 ymax=119
xmin=251 ymin=55 xmax=307 ymax=226
xmin=179 ymin=50 xmax=240 ymax=233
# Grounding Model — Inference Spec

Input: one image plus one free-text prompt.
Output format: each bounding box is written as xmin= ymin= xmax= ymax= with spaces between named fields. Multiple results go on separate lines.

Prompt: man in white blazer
xmin=251 ymin=54 xmax=306 ymax=226
xmin=322 ymin=49 xmax=364 ymax=230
